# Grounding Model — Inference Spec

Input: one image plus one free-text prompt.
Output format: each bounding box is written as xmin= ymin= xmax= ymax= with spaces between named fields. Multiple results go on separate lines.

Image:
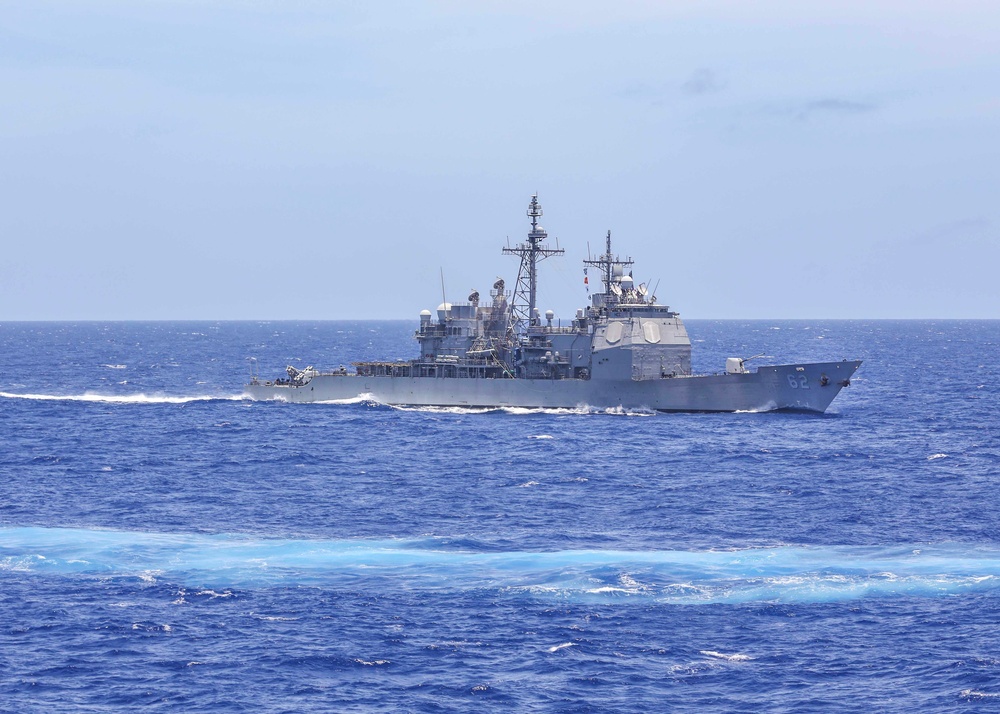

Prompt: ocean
xmin=2 ymin=319 xmax=999 ymax=712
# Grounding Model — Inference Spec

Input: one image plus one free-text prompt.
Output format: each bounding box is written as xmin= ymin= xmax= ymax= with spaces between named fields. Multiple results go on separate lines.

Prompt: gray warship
xmin=246 ymin=195 xmax=860 ymax=412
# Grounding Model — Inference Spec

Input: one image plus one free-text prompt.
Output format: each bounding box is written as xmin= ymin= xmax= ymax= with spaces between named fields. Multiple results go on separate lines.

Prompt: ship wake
xmin=0 ymin=391 xmax=245 ymax=405
xmin=388 ymin=403 xmax=656 ymax=417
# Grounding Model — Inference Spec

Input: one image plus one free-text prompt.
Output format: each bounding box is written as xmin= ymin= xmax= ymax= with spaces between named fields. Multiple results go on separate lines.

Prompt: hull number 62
xmin=787 ymin=374 xmax=810 ymax=389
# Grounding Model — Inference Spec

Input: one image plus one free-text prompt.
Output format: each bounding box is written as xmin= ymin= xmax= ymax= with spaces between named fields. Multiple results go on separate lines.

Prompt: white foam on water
xmin=961 ymin=690 xmax=1000 ymax=699
xmin=735 ymin=400 xmax=779 ymax=414
xmin=251 ymin=394 xmax=663 ymax=417
xmin=618 ymin=573 xmax=645 ymax=590
xmin=701 ymin=650 xmax=755 ymax=662
xmin=6 ymin=528 xmax=1000 ymax=604
xmin=503 ymin=405 xmax=588 ymax=415
xmin=311 ymin=393 xmax=379 ymax=405
xmin=390 ymin=404 xmax=500 ymax=414
xmin=389 ymin=404 xmax=590 ymax=416
xmin=388 ymin=403 xmax=656 ymax=417
xmin=585 ymin=586 xmax=639 ymax=595
xmin=595 ymin=405 xmax=657 ymax=417
xmin=427 ymin=640 xmax=480 ymax=650
xmin=548 ymin=642 xmax=576 ymax=653
xmin=928 ymin=453 xmax=948 ymax=460
xmin=0 ymin=391 xmax=245 ymax=404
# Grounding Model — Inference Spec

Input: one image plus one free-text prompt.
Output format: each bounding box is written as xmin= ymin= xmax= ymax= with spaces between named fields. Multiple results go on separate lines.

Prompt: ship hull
xmin=245 ymin=360 xmax=861 ymax=413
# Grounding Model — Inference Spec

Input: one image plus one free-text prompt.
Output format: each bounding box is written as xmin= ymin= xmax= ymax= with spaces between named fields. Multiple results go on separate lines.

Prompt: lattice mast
xmin=502 ymin=194 xmax=564 ymax=334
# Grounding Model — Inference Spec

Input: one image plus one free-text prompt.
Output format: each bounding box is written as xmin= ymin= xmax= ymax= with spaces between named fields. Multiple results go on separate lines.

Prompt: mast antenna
xmin=582 ymin=228 xmax=634 ymax=308
xmin=502 ymin=194 xmax=565 ymax=334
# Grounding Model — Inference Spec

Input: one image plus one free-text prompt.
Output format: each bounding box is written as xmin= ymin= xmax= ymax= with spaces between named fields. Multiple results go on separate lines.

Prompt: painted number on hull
xmin=787 ymin=374 xmax=810 ymax=389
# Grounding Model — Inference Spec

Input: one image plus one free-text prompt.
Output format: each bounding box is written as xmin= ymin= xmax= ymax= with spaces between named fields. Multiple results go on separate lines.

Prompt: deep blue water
xmin=2 ymin=320 xmax=999 ymax=712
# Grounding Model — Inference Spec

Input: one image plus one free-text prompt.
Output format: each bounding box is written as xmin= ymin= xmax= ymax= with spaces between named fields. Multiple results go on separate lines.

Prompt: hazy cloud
xmin=682 ymin=68 xmax=724 ymax=96
xmin=797 ymin=98 xmax=877 ymax=120
xmin=617 ymin=82 xmax=656 ymax=99
xmin=906 ymin=217 xmax=993 ymax=249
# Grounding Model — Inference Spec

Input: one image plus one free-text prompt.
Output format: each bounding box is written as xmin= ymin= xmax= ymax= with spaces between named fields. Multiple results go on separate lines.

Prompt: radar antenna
xmin=583 ymin=230 xmax=634 ymax=309
xmin=502 ymin=194 xmax=565 ymax=334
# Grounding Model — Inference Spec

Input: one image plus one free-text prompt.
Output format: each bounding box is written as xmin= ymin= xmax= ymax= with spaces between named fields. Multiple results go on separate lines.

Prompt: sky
xmin=2 ymin=0 xmax=998 ymax=320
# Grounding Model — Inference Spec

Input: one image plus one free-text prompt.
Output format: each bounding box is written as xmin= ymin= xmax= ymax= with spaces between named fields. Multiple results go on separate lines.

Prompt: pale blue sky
xmin=2 ymin=1 xmax=998 ymax=320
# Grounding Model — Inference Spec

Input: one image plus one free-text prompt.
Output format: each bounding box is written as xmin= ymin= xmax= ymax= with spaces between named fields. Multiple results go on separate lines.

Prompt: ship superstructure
xmin=247 ymin=195 xmax=860 ymax=412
